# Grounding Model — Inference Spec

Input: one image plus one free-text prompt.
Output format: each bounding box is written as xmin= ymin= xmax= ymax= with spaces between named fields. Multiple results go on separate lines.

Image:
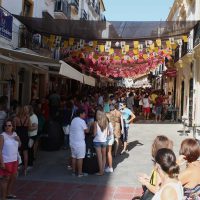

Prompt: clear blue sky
xmin=103 ymin=0 xmax=174 ymax=21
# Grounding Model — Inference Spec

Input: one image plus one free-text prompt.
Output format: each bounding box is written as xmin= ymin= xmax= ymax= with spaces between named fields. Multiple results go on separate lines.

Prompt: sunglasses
xmin=5 ymin=125 xmax=12 ymax=127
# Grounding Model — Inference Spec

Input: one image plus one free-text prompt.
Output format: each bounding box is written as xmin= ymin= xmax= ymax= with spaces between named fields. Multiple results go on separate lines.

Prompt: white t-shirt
xmin=143 ymin=98 xmax=150 ymax=108
xmin=28 ymin=114 xmax=38 ymax=137
xmin=1 ymin=132 xmax=19 ymax=163
xmin=69 ymin=117 xmax=87 ymax=147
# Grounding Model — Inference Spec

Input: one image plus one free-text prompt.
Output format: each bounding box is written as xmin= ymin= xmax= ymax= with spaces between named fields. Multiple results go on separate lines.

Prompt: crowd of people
xmin=0 ymin=86 xmax=199 ymax=200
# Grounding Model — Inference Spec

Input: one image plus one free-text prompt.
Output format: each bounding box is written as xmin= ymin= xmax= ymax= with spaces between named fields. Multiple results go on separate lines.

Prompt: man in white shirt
xmin=28 ymin=105 xmax=38 ymax=168
xmin=69 ymin=108 xmax=89 ymax=177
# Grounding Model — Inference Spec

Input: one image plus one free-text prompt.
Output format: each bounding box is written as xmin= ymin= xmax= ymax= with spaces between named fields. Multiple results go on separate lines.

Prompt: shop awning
xmin=0 ymin=47 xmax=60 ymax=67
xmin=59 ymin=60 xmax=83 ymax=83
xmin=83 ymin=74 xmax=96 ymax=87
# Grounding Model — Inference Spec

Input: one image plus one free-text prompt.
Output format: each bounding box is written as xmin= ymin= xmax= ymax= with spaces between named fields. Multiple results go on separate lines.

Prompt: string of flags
xmin=40 ymin=34 xmax=189 ymax=78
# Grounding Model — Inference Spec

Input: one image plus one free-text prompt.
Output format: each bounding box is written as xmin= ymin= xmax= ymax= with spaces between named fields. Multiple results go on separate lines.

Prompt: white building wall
xmin=33 ymin=0 xmax=55 ymax=18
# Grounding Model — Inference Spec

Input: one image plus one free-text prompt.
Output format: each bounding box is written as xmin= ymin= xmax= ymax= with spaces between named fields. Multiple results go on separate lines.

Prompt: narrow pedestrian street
xmin=13 ymin=121 xmax=188 ymax=200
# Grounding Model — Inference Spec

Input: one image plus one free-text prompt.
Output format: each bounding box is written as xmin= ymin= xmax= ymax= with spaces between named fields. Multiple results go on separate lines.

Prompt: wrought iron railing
xmin=81 ymin=9 xmax=87 ymax=20
xmin=194 ymin=21 xmax=200 ymax=47
xmin=70 ymin=0 xmax=79 ymax=11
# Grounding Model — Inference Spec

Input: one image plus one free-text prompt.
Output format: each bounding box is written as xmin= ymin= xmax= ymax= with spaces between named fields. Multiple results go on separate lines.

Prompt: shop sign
xmin=0 ymin=7 xmax=13 ymax=40
xmin=164 ymin=69 xmax=177 ymax=77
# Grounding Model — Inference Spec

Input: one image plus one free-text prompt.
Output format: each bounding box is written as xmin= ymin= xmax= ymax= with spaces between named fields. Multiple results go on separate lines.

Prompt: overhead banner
xmin=0 ymin=7 xmax=13 ymax=40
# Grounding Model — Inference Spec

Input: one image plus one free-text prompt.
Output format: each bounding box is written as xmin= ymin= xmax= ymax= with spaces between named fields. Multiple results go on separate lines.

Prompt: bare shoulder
xmin=161 ymin=185 xmax=178 ymax=200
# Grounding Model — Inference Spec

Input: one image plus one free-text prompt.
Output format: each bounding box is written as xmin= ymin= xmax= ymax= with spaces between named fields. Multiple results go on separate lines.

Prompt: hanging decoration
xmin=40 ymin=33 xmax=189 ymax=78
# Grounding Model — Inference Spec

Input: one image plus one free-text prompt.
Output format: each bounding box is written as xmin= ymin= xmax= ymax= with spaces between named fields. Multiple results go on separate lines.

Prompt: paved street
xmin=14 ymin=121 xmax=190 ymax=200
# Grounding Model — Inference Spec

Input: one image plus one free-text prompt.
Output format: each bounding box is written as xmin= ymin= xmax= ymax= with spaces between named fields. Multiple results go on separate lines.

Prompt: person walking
xmin=28 ymin=105 xmax=38 ymax=169
xmin=120 ymin=102 xmax=135 ymax=154
xmin=69 ymin=108 xmax=89 ymax=177
xmin=0 ymin=119 xmax=21 ymax=200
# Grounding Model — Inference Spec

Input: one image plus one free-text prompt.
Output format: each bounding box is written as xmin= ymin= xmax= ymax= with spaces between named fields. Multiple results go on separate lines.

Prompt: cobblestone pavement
xmin=13 ymin=121 xmax=191 ymax=200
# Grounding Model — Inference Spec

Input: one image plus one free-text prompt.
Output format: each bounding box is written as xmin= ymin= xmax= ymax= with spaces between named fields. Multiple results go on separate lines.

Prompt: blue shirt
xmin=121 ymin=108 xmax=132 ymax=128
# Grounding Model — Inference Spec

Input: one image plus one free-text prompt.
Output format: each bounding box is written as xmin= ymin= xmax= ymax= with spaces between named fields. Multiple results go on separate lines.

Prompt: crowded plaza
xmin=1 ymin=0 xmax=200 ymax=200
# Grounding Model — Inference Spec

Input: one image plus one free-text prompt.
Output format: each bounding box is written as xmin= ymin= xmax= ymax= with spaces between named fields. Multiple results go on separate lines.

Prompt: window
xmin=23 ymin=0 xmax=33 ymax=17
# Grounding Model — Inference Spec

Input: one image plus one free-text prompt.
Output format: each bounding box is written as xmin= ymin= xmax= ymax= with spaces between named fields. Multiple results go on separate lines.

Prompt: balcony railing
xmin=100 ymin=14 xmax=106 ymax=21
xmin=194 ymin=21 xmax=200 ymax=47
xmin=69 ymin=0 xmax=79 ymax=12
xmin=173 ymin=38 xmax=193 ymax=64
xmin=54 ymin=0 xmax=71 ymax=18
xmin=81 ymin=9 xmax=87 ymax=20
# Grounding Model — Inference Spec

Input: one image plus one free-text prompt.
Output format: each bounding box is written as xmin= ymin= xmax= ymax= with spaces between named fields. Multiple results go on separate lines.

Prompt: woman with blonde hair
xmin=13 ymin=106 xmax=31 ymax=176
xmin=93 ymin=111 xmax=109 ymax=176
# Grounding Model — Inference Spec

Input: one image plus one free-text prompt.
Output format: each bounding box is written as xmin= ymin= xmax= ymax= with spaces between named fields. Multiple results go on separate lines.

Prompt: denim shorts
xmin=93 ymin=142 xmax=107 ymax=148
xmin=107 ymin=135 xmax=114 ymax=146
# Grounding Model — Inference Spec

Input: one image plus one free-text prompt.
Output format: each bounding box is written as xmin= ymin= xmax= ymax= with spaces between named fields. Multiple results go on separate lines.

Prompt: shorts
xmin=0 ymin=161 xmax=18 ymax=176
xmin=122 ymin=127 xmax=129 ymax=142
xmin=156 ymin=106 xmax=162 ymax=115
xmin=70 ymin=145 xmax=86 ymax=159
xmin=107 ymin=135 xmax=114 ymax=146
xmin=93 ymin=142 xmax=107 ymax=148
xmin=143 ymin=107 xmax=150 ymax=113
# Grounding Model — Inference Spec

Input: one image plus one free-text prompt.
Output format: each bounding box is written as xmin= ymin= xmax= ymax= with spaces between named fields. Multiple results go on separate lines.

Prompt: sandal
xmin=6 ymin=194 xmax=17 ymax=199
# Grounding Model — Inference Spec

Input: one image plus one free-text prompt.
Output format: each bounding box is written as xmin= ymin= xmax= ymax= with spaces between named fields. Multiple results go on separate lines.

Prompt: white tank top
xmin=93 ymin=123 xmax=108 ymax=143
xmin=152 ymin=182 xmax=183 ymax=200
xmin=1 ymin=132 xmax=19 ymax=163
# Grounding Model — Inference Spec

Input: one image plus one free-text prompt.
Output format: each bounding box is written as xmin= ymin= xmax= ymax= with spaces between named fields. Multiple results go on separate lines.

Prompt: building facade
xmin=167 ymin=0 xmax=200 ymax=126
xmin=0 ymin=0 xmax=106 ymax=106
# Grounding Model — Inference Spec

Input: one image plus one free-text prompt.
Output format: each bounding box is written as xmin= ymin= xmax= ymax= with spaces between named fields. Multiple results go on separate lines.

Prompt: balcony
xmin=69 ymin=0 xmax=79 ymax=13
xmin=173 ymin=39 xmax=193 ymax=64
xmin=88 ymin=0 xmax=100 ymax=17
xmin=81 ymin=9 xmax=87 ymax=20
xmin=54 ymin=0 xmax=70 ymax=19
xmin=194 ymin=21 xmax=200 ymax=48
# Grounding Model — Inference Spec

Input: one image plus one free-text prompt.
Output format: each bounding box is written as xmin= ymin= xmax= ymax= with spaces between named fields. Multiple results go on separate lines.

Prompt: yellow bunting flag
xmin=125 ymin=45 xmax=129 ymax=52
xmin=99 ymin=45 xmax=105 ymax=52
xmin=172 ymin=43 xmax=178 ymax=50
xmin=156 ymin=39 xmax=162 ymax=47
xmin=150 ymin=43 xmax=155 ymax=50
xmin=182 ymin=35 xmax=188 ymax=43
xmin=166 ymin=40 xmax=171 ymax=48
xmin=50 ymin=35 xmax=55 ymax=42
xmin=63 ymin=41 xmax=68 ymax=48
xmin=143 ymin=54 xmax=148 ymax=59
xmin=69 ymin=38 xmax=74 ymax=46
xmin=109 ymin=48 xmax=114 ymax=55
xmin=154 ymin=47 xmax=159 ymax=53
xmin=114 ymin=56 xmax=120 ymax=60
xmin=133 ymin=41 xmax=139 ymax=49
xmin=93 ymin=41 xmax=98 ymax=47
xmin=133 ymin=49 xmax=138 ymax=55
